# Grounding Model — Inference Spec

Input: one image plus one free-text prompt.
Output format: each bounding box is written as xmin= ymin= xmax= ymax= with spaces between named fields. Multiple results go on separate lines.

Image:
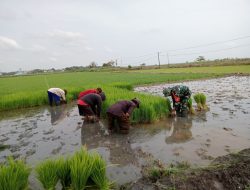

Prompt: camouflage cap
xmin=163 ymin=87 xmax=172 ymax=97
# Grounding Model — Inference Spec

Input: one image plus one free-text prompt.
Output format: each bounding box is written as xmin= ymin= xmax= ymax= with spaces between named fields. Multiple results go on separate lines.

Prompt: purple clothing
xmin=80 ymin=93 xmax=102 ymax=117
xmin=106 ymin=100 xmax=137 ymax=117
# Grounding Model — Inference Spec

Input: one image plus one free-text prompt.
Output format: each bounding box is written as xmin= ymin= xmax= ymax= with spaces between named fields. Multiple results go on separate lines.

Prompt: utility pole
xmin=157 ymin=52 xmax=161 ymax=68
xmin=166 ymin=52 xmax=170 ymax=67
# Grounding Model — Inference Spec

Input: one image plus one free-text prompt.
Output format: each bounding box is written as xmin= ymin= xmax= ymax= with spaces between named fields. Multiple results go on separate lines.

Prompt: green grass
xmin=0 ymin=157 xmax=31 ymax=190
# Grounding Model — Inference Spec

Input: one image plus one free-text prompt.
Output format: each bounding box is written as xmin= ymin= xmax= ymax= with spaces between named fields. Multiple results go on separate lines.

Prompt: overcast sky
xmin=0 ymin=0 xmax=250 ymax=72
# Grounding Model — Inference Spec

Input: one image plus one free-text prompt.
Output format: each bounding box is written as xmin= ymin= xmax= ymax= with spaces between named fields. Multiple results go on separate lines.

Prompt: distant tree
xmin=102 ymin=60 xmax=115 ymax=67
xmin=89 ymin=61 xmax=97 ymax=68
xmin=128 ymin=65 xmax=132 ymax=69
xmin=196 ymin=56 xmax=205 ymax=62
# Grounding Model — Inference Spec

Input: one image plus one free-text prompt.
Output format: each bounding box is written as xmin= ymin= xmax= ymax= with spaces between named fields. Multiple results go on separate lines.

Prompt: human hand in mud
xmin=122 ymin=113 xmax=130 ymax=119
xmin=170 ymin=109 xmax=176 ymax=117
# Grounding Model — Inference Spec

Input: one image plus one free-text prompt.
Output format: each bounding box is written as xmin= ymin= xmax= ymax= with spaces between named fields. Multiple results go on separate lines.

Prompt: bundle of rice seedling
xmin=90 ymin=153 xmax=111 ymax=190
xmin=166 ymin=98 xmax=172 ymax=113
xmin=36 ymin=159 xmax=59 ymax=190
xmin=193 ymin=93 xmax=203 ymax=110
xmin=70 ymin=148 xmax=94 ymax=190
xmin=0 ymin=157 xmax=30 ymax=190
xmin=194 ymin=93 xmax=208 ymax=111
xmin=56 ymin=157 xmax=71 ymax=190
xmin=187 ymin=98 xmax=195 ymax=114
xmin=200 ymin=93 xmax=208 ymax=110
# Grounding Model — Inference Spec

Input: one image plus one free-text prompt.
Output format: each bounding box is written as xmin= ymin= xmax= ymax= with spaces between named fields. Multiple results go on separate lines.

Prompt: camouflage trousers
xmin=174 ymin=97 xmax=189 ymax=117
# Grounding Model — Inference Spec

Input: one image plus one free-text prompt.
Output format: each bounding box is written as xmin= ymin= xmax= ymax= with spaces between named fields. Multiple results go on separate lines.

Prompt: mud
xmin=127 ymin=148 xmax=250 ymax=190
xmin=0 ymin=76 xmax=250 ymax=189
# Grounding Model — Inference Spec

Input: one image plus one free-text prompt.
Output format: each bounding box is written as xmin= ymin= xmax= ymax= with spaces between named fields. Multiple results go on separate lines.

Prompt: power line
xmin=168 ymin=43 xmax=250 ymax=57
xmin=166 ymin=35 xmax=250 ymax=52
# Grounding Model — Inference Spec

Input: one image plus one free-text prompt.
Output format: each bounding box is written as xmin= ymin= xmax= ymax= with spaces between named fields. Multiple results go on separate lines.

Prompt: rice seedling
xmin=193 ymin=93 xmax=203 ymax=110
xmin=193 ymin=93 xmax=208 ymax=111
xmin=187 ymin=98 xmax=195 ymax=114
xmin=36 ymin=159 xmax=59 ymax=190
xmin=56 ymin=157 xmax=71 ymax=190
xmin=70 ymin=148 xmax=94 ymax=190
xmin=0 ymin=71 xmax=216 ymax=112
xmin=90 ymin=153 xmax=111 ymax=190
xmin=200 ymin=93 xmax=208 ymax=110
xmin=0 ymin=157 xmax=30 ymax=190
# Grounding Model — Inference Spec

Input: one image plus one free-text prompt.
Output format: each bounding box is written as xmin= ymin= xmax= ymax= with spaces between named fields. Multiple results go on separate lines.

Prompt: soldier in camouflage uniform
xmin=163 ymin=85 xmax=191 ymax=117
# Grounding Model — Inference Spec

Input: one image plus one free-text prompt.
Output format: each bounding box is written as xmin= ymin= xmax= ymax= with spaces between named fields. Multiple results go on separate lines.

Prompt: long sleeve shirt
xmin=107 ymin=100 xmax=137 ymax=117
xmin=78 ymin=89 xmax=97 ymax=99
xmin=80 ymin=93 xmax=102 ymax=117
xmin=48 ymin=88 xmax=66 ymax=101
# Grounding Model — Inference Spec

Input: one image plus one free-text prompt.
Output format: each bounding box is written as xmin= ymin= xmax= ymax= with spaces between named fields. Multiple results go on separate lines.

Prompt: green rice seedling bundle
xmin=187 ymin=98 xmax=195 ymax=114
xmin=36 ymin=159 xmax=59 ymax=190
xmin=166 ymin=98 xmax=172 ymax=113
xmin=193 ymin=93 xmax=203 ymax=110
xmin=70 ymin=148 xmax=94 ymax=190
xmin=0 ymin=157 xmax=30 ymax=190
xmin=56 ymin=157 xmax=71 ymax=190
xmin=200 ymin=93 xmax=208 ymax=110
xmin=90 ymin=153 xmax=111 ymax=190
xmin=194 ymin=93 xmax=208 ymax=111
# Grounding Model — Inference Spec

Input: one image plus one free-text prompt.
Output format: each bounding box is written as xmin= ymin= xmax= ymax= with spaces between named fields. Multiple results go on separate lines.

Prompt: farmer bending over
xmin=47 ymin=88 xmax=67 ymax=106
xmin=163 ymin=85 xmax=191 ymax=117
xmin=106 ymin=98 xmax=140 ymax=134
xmin=77 ymin=92 xmax=106 ymax=122
xmin=78 ymin=87 xmax=102 ymax=99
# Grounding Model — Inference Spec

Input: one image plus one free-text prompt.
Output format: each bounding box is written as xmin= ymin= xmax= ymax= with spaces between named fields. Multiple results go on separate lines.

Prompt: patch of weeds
xmin=175 ymin=161 xmax=191 ymax=170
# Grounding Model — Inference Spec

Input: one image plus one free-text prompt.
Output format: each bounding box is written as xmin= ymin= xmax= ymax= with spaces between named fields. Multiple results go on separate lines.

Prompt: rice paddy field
xmin=0 ymin=65 xmax=250 ymax=189
xmin=131 ymin=64 xmax=250 ymax=74
xmin=0 ymin=71 xmax=223 ymax=123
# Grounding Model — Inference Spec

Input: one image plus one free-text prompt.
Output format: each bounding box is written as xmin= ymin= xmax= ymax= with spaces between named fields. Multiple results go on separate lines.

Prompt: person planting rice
xmin=106 ymin=98 xmax=140 ymax=134
xmin=78 ymin=87 xmax=102 ymax=99
xmin=163 ymin=85 xmax=191 ymax=117
xmin=77 ymin=92 xmax=106 ymax=122
xmin=47 ymin=88 xmax=67 ymax=106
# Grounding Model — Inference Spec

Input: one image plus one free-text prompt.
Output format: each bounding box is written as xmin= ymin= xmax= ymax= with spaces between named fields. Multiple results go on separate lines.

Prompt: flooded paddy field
xmin=0 ymin=76 xmax=250 ymax=188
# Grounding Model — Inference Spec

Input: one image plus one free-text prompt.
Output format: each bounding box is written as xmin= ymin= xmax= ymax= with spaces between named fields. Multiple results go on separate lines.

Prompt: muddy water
xmin=0 ymin=76 xmax=250 ymax=188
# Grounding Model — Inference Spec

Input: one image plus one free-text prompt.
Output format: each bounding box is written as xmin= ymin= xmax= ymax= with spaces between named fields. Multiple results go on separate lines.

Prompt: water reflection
xmin=165 ymin=116 xmax=193 ymax=144
xmin=48 ymin=105 xmax=68 ymax=125
xmin=81 ymin=121 xmax=138 ymax=166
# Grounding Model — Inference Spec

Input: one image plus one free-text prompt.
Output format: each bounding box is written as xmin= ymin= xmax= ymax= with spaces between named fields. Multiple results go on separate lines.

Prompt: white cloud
xmin=0 ymin=36 xmax=21 ymax=50
xmin=85 ymin=46 xmax=93 ymax=51
xmin=49 ymin=57 xmax=57 ymax=62
xmin=104 ymin=46 xmax=113 ymax=53
xmin=48 ymin=30 xmax=83 ymax=41
xmin=29 ymin=44 xmax=46 ymax=52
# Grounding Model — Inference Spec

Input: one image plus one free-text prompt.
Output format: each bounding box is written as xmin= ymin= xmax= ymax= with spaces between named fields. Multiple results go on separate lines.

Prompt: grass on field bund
xmin=0 ymin=71 xmax=224 ymax=123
